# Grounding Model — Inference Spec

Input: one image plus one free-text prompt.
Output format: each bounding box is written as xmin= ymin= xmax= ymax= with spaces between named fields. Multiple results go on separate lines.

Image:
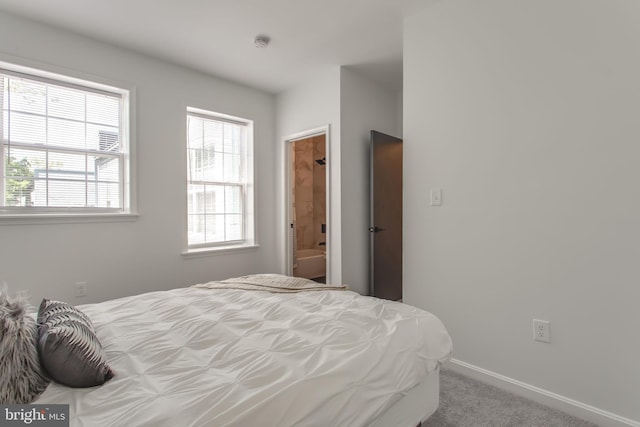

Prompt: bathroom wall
xmin=293 ymin=136 xmax=326 ymax=251
xmin=313 ymin=136 xmax=326 ymax=248
xmin=293 ymin=138 xmax=314 ymax=250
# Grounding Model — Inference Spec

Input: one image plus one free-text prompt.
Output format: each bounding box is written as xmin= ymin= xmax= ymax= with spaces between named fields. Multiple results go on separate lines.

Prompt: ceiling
xmin=0 ymin=0 xmax=436 ymax=94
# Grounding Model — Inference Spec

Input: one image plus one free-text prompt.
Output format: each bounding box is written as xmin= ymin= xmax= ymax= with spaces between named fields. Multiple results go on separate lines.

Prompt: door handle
xmin=368 ymin=226 xmax=384 ymax=233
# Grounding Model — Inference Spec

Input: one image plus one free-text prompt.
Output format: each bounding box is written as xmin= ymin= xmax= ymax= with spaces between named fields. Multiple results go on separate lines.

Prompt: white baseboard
xmin=447 ymin=358 xmax=640 ymax=427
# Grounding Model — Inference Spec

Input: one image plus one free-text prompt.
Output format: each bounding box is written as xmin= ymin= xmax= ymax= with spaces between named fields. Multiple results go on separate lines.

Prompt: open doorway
xmin=285 ymin=127 xmax=330 ymax=284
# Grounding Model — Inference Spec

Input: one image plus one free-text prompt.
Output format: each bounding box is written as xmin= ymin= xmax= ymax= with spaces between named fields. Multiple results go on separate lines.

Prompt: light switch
xmin=430 ymin=188 xmax=442 ymax=206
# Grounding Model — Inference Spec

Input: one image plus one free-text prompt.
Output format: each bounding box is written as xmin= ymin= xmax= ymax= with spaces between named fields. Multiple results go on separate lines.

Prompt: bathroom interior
xmin=291 ymin=134 xmax=327 ymax=283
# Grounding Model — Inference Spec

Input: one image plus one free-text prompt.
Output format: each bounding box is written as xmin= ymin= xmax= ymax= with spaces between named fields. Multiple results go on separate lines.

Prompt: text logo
xmin=0 ymin=405 xmax=68 ymax=426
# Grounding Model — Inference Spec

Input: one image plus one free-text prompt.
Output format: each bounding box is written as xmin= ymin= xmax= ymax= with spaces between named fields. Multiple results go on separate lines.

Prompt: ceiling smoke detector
xmin=254 ymin=35 xmax=270 ymax=48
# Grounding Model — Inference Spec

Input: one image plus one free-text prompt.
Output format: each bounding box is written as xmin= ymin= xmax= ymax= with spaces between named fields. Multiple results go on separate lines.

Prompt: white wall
xmin=340 ymin=68 xmax=399 ymax=294
xmin=276 ymin=68 xmax=342 ymax=284
xmin=404 ymin=0 xmax=640 ymax=423
xmin=0 ymin=11 xmax=279 ymax=305
xmin=276 ymin=67 xmax=400 ymax=294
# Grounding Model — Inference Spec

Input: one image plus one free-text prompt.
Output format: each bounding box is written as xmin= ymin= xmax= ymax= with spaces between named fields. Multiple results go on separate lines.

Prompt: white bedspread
xmin=35 ymin=286 xmax=452 ymax=427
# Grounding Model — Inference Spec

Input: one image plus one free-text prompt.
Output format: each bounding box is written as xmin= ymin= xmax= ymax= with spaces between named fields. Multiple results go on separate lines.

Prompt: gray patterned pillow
xmin=37 ymin=299 xmax=114 ymax=388
xmin=0 ymin=288 xmax=50 ymax=403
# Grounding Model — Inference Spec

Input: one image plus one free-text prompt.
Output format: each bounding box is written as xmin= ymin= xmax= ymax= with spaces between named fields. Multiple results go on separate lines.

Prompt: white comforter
xmin=35 ymin=287 xmax=452 ymax=427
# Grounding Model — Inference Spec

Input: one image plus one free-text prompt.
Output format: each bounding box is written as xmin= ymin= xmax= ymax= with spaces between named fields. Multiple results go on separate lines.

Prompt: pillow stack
xmin=0 ymin=288 xmax=50 ymax=403
xmin=1 ymin=290 xmax=114 ymax=403
xmin=37 ymin=299 xmax=114 ymax=388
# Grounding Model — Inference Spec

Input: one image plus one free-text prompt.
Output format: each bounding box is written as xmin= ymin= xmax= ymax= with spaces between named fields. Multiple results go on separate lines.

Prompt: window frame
xmin=0 ymin=60 xmax=136 ymax=224
xmin=184 ymin=107 xmax=256 ymax=254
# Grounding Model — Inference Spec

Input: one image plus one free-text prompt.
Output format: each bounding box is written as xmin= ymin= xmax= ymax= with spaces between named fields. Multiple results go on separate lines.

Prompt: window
xmin=186 ymin=108 xmax=254 ymax=250
xmin=0 ymin=63 xmax=131 ymax=217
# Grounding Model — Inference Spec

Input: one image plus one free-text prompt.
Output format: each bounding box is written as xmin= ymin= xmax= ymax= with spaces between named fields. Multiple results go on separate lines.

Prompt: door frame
xmin=282 ymin=125 xmax=331 ymax=284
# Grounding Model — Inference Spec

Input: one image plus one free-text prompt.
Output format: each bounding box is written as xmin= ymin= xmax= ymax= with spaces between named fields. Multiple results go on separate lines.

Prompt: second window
xmin=186 ymin=108 xmax=253 ymax=249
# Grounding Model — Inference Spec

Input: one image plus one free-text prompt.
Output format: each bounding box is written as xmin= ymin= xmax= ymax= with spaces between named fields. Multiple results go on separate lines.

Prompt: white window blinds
xmin=0 ymin=66 xmax=129 ymax=213
xmin=186 ymin=109 xmax=253 ymax=249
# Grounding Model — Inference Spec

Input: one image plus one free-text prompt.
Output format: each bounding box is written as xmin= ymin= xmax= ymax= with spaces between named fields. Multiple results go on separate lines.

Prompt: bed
xmin=33 ymin=274 xmax=452 ymax=426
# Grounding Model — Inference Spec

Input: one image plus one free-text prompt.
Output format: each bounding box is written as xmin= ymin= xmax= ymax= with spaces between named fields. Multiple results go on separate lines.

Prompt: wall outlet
xmin=533 ymin=319 xmax=551 ymax=343
xmin=430 ymin=188 xmax=443 ymax=206
xmin=75 ymin=282 xmax=88 ymax=298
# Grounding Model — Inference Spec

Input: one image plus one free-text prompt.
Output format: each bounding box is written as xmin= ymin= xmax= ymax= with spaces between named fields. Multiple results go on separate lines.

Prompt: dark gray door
xmin=370 ymin=130 xmax=403 ymax=300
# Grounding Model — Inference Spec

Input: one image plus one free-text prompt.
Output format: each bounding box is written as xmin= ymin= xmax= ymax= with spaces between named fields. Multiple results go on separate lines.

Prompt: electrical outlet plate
xmin=75 ymin=282 xmax=88 ymax=298
xmin=430 ymin=188 xmax=442 ymax=206
xmin=533 ymin=319 xmax=551 ymax=343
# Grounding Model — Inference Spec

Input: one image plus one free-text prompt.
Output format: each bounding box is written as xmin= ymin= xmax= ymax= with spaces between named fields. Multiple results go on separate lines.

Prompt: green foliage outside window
xmin=5 ymin=156 xmax=34 ymax=206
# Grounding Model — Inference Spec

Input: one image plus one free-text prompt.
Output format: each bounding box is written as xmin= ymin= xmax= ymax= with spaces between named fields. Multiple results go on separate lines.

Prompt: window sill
xmin=182 ymin=244 xmax=260 ymax=258
xmin=0 ymin=212 xmax=139 ymax=226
